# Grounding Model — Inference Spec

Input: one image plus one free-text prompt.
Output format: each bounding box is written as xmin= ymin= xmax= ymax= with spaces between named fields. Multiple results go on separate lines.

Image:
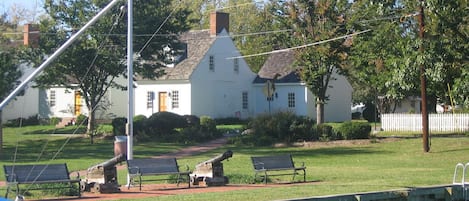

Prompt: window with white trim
xmin=49 ymin=90 xmax=56 ymax=107
xmin=209 ymin=55 xmax=215 ymax=71
xmin=147 ymin=91 xmax=154 ymax=109
xmin=288 ymin=92 xmax=295 ymax=108
xmin=234 ymin=58 xmax=239 ymax=73
xmin=171 ymin=90 xmax=179 ymax=109
xmin=242 ymin=91 xmax=248 ymax=109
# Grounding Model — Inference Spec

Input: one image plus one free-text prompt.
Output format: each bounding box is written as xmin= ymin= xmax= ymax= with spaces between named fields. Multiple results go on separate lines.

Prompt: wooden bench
xmin=127 ymin=158 xmax=191 ymax=190
xmin=3 ymin=163 xmax=81 ymax=199
xmin=251 ymin=154 xmax=306 ymax=184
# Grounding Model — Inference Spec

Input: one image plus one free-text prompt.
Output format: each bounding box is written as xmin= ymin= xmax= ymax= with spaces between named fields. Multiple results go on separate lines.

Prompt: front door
xmin=74 ymin=91 xmax=82 ymax=116
xmin=159 ymin=92 xmax=167 ymax=112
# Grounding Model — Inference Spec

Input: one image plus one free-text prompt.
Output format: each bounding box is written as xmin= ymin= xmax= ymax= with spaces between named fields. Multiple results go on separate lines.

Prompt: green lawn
xmin=1 ymin=125 xmax=469 ymax=200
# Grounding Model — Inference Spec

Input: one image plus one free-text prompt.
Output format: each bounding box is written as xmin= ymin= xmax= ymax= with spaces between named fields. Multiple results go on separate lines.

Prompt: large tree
xmin=270 ymin=0 xmax=351 ymax=124
xmin=347 ymin=0 xmax=469 ymax=113
xmin=0 ymin=13 xmax=23 ymax=153
xmin=27 ymin=0 xmax=191 ymax=136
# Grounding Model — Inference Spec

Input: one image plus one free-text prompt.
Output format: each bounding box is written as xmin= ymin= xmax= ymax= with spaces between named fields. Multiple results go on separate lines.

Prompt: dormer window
xmin=209 ymin=55 xmax=215 ymax=71
xmin=234 ymin=58 xmax=239 ymax=73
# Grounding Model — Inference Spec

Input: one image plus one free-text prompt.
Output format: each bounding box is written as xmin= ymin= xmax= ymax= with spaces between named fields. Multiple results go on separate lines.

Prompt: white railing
xmin=381 ymin=113 xmax=469 ymax=132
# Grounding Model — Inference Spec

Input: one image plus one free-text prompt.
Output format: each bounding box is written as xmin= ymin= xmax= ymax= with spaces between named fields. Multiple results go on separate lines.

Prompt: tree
xmin=27 ymin=0 xmax=191 ymax=137
xmin=347 ymin=0 xmax=419 ymax=114
xmin=0 ymin=15 xmax=22 ymax=153
xmin=347 ymin=0 xmax=468 ymax=113
xmin=270 ymin=0 xmax=351 ymax=124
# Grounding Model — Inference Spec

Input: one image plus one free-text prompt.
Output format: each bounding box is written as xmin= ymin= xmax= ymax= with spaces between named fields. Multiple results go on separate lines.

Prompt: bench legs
xmin=128 ymin=174 xmax=190 ymax=191
xmin=255 ymin=169 xmax=306 ymax=184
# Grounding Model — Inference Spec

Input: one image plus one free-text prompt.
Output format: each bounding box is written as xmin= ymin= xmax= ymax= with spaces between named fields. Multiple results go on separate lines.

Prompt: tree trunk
xmin=87 ymin=109 xmax=96 ymax=144
xmin=316 ymin=97 xmax=325 ymax=125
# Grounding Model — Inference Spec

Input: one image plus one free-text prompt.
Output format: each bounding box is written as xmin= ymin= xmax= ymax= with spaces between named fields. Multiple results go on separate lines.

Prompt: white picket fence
xmin=381 ymin=113 xmax=469 ymax=132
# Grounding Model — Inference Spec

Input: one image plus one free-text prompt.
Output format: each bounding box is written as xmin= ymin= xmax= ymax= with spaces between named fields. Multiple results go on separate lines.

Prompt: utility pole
xmin=418 ymin=0 xmax=430 ymax=152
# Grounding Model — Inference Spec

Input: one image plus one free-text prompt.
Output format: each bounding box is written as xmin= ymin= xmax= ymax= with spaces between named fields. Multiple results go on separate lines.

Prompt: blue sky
xmin=0 ymin=0 xmax=42 ymax=12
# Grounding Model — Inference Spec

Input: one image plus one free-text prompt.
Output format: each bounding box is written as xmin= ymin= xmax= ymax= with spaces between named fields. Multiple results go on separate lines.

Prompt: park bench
xmin=251 ymin=154 xmax=306 ymax=184
xmin=3 ymin=163 xmax=81 ymax=199
xmin=127 ymin=158 xmax=191 ymax=190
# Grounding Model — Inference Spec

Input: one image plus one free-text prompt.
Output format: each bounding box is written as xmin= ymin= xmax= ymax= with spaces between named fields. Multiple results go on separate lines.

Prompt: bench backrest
xmin=3 ymin=164 xmax=71 ymax=183
xmin=251 ymin=154 xmax=295 ymax=170
xmin=127 ymin=158 xmax=181 ymax=175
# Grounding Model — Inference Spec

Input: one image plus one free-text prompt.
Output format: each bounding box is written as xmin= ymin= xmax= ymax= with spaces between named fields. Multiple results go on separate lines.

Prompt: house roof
xmin=156 ymin=30 xmax=216 ymax=80
xmin=253 ymin=50 xmax=301 ymax=84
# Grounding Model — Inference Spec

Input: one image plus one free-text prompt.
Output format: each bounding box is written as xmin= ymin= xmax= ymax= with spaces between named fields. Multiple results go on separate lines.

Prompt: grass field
xmin=1 ymin=125 xmax=469 ymax=200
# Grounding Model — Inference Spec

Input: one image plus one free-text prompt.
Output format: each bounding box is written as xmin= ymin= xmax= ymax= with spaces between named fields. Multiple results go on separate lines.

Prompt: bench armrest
xmin=128 ymin=166 xmax=141 ymax=175
xmin=294 ymin=161 xmax=305 ymax=168
xmin=5 ymin=173 xmax=18 ymax=183
xmin=71 ymin=171 xmax=80 ymax=180
xmin=253 ymin=162 xmax=265 ymax=170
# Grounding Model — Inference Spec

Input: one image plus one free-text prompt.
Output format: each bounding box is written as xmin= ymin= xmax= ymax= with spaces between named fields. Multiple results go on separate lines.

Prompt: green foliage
xmin=215 ymin=117 xmax=246 ymax=125
xmin=24 ymin=0 xmax=192 ymax=134
xmin=246 ymin=111 xmax=315 ymax=145
xmin=315 ymin=124 xmax=339 ymax=141
xmin=49 ymin=117 xmax=61 ymax=126
xmin=336 ymin=121 xmax=371 ymax=140
xmin=200 ymin=116 xmax=217 ymax=133
xmin=75 ymin=114 xmax=88 ymax=126
xmin=146 ymin=112 xmax=188 ymax=135
xmin=3 ymin=115 xmax=40 ymax=127
xmin=111 ymin=117 xmax=127 ymax=136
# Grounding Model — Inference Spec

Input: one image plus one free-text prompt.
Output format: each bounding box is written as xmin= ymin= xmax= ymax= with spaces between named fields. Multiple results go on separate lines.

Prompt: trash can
xmin=114 ymin=136 xmax=127 ymax=157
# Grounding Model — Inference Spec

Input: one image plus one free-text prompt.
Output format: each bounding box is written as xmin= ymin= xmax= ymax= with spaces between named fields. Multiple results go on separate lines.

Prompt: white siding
xmin=190 ymin=30 xmax=256 ymax=119
xmin=134 ymin=81 xmax=191 ymax=117
xmin=253 ymin=72 xmax=352 ymax=123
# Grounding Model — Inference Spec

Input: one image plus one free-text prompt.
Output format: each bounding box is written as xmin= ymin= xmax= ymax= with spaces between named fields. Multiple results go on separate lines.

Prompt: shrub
xmin=215 ymin=117 xmax=245 ymax=125
xmin=146 ymin=112 xmax=188 ymax=135
xmin=247 ymin=111 xmax=315 ymax=144
xmin=76 ymin=114 xmax=88 ymax=126
xmin=183 ymin=115 xmax=200 ymax=127
xmin=4 ymin=115 xmax=40 ymax=127
xmin=49 ymin=117 xmax=61 ymax=125
xmin=316 ymin=124 xmax=339 ymax=141
xmin=133 ymin=115 xmax=147 ymax=137
xmin=112 ymin=117 xmax=127 ymax=136
xmin=336 ymin=121 xmax=371 ymax=140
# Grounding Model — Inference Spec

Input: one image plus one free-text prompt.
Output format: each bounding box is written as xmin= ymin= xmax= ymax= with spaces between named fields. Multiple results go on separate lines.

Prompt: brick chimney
xmin=210 ymin=12 xmax=229 ymax=36
xmin=23 ymin=24 xmax=39 ymax=48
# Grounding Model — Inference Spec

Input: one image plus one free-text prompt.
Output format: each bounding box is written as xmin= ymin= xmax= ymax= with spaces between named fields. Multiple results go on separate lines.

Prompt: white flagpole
xmin=126 ymin=0 xmax=134 ymax=186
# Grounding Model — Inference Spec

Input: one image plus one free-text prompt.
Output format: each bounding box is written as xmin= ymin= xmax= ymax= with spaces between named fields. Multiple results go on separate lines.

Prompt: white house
xmin=253 ymin=51 xmax=353 ymax=122
xmin=134 ymin=12 xmax=257 ymax=119
xmin=3 ymin=14 xmax=353 ymax=123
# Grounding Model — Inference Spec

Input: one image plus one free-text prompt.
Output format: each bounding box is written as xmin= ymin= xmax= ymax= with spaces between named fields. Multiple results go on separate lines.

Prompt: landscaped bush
xmin=49 ymin=117 xmax=61 ymax=125
xmin=215 ymin=117 xmax=246 ymax=125
xmin=146 ymin=112 xmax=188 ymax=135
xmin=76 ymin=114 xmax=88 ymax=126
xmin=183 ymin=115 xmax=200 ymax=127
xmin=246 ymin=111 xmax=315 ymax=145
xmin=336 ymin=121 xmax=371 ymax=140
xmin=133 ymin=115 xmax=147 ymax=137
xmin=3 ymin=115 xmax=40 ymax=127
xmin=112 ymin=117 xmax=127 ymax=136
xmin=316 ymin=124 xmax=340 ymax=141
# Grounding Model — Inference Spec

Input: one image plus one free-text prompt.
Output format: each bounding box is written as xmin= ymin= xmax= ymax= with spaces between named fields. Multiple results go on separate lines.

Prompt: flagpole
xmin=126 ymin=0 xmax=134 ymax=185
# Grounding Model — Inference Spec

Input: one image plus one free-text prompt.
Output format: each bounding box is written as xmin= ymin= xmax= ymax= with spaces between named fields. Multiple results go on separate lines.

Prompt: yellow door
xmin=75 ymin=91 xmax=82 ymax=116
xmin=159 ymin=92 xmax=167 ymax=112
